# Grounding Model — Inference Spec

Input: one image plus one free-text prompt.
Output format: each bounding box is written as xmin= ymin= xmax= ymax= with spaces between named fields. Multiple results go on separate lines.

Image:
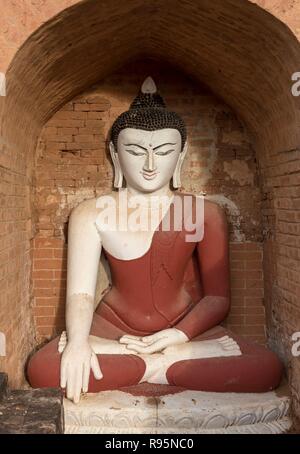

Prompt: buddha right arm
xmin=61 ymin=199 xmax=102 ymax=403
xmin=65 ymin=199 xmax=101 ymax=344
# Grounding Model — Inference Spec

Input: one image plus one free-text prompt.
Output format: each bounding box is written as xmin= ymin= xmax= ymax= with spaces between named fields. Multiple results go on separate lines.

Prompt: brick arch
xmin=3 ymin=0 xmax=300 ymax=151
xmin=0 ymin=0 xmax=300 ymax=423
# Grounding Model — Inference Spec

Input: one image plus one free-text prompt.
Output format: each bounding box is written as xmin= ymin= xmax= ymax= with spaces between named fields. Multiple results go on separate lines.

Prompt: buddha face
xmin=113 ymin=128 xmax=183 ymax=193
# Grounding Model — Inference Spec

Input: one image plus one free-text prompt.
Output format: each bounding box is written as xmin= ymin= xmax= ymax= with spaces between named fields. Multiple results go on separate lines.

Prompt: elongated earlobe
xmin=173 ymin=142 xmax=188 ymax=189
xmin=109 ymin=141 xmax=124 ymax=188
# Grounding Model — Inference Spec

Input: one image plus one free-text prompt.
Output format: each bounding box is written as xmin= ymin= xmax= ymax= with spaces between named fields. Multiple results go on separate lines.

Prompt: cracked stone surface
xmin=0 ymin=387 xmax=64 ymax=434
xmin=64 ymin=384 xmax=292 ymax=434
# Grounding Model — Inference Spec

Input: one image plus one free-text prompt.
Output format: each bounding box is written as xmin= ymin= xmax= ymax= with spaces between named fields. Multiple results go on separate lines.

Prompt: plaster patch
xmin=203 ymin=194 xmax=245 ymax=242
xmin=222 ymin=130 xmax=244 ymax=145
xmin=184 ymin=116 xmax=219 ymax=187
xmin=224 ymin=160 xmax=254 ymax=186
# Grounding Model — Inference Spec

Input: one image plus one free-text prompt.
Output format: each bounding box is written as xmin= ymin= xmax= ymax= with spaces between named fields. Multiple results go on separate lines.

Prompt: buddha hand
xmin=60 ymin=339 xmax=102 ymax=403
xmin=119 ymin=328 xmax=189 ymax=354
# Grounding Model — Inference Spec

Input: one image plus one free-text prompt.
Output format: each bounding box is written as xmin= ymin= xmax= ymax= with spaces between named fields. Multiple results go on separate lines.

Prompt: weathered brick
xmin=34 ymin=259 xmax=67 ymax=271
xmin=33 ymin=249 xmax=54 ymax=259
xmin=75 ymin=134 xmax=94 ymax=142
xmin=48 ymin=119 xmax=85 ymax=128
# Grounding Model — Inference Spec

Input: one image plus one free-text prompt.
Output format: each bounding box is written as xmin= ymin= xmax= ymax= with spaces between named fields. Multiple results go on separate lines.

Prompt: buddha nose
xmin=144 ymin=150 xmax=157 ymax=172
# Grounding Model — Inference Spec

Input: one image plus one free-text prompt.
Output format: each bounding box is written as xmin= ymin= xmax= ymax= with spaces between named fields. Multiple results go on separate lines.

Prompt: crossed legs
xmin=27 ymin=319 xmax=282 ymax=394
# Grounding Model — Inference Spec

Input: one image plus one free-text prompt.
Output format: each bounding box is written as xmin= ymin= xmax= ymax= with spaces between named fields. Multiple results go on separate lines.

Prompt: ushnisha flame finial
xmin=141 ymin=76 xmax=157 ymax=94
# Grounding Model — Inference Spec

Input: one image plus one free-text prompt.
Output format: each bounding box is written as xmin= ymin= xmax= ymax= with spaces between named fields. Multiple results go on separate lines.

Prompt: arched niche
xmin=0 ymin=0 xmax=299 ymax=425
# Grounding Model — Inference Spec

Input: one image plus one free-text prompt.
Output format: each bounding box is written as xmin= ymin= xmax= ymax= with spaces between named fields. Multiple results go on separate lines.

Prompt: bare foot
xmin=163 ymin=335 xmax=242 ymax=359
xmin=59 ymin=331 xmax=241 ymax=359
xmin=140 ymin=336 xmax=242 ymax=385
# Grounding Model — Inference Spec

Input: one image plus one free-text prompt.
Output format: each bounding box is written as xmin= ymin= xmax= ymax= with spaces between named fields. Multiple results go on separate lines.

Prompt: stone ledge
xmin=0 ymin=373 xmax=8 ymax=402
xmin=0 ymin=388 xmax=64 ymax=434
xmin=64 ymin=385 xmax=292 ymax=434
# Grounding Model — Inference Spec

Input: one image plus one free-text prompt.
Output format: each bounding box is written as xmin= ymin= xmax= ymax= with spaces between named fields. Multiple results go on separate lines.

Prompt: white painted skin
xmin=95 ymin=188 xmax=176 ymax=261
xmin=59 ymin=331 xmax=241 ymax=384
xmin=61 ymin=126 xmax=241 ymax=404
xmin=114 ymin=128 xmax=186 ymax=194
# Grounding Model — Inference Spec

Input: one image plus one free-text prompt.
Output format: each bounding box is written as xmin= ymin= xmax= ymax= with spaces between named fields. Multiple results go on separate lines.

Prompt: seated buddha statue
xmin=27 ymin=77 xmax=283 ymax=404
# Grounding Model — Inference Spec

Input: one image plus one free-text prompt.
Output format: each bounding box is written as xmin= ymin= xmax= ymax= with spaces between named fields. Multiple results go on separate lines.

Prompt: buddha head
xmin=109 ymin=77 xmax=188 ymax=193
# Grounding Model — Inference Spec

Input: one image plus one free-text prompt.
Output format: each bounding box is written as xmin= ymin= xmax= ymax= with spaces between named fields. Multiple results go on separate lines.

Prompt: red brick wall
xmin=32 ymin=60 xmax=266 ymax=344
xmin=258 ymin=144 xmax=300 ymax=424
xmin=228 ymin=243 xmax=265 ymax=344
xmin=32 ymin=238 xmax=66 ymax=337
xmin=0 ymin=151 xmax=35 ymax=387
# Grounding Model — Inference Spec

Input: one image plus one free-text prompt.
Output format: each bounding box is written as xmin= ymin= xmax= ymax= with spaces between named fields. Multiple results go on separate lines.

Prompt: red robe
xmin=28 ymin=195 xmax=282 ymax=393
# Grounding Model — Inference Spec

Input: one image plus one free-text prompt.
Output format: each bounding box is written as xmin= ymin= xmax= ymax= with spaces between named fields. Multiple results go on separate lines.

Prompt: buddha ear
xmin=173 ymin=141 xmax=188 ymax=189
xmin=109 ymin=141 xmax=124 ymax=188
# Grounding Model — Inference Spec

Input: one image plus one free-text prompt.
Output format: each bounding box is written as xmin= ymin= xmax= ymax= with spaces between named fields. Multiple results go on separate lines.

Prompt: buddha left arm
xmin=120 ymin=201 xmax=230 ymax=353
xmin=174 ymin=201 xmax=230 ymax=340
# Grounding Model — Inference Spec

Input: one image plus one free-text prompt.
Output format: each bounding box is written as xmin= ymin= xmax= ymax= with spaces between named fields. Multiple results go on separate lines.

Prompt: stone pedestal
xmin=64 ymin=384 xmax=291 ymax=434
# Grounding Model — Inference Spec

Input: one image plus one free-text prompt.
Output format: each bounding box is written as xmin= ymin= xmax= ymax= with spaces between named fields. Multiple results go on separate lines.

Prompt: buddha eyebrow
xmin=153 ymin=142 xmax=176 ymax=150
xmin=124 ymin=143 xmax=148 ymax=151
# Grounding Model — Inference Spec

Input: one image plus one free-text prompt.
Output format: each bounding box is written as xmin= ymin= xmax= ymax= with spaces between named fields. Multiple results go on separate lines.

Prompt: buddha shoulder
xmin=204 ymin=199 xmax=227 ymax=225
xmin=69 ymin=197 xmax=100 ymax=225
xmin=178 ymin=192 xmax=226 ymax=221
xmin=70 ymin=192 xmax=117 ymax=225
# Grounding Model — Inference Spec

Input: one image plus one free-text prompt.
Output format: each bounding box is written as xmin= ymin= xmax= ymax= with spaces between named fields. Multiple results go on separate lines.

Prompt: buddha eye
xmin=125 ymin=149 xmax=146 ymax=156
xmin=155 ymin=149 xmax=175 ymax=156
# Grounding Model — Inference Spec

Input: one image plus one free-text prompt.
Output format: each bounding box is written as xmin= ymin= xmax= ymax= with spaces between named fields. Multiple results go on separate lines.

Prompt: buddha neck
xmin=120 ymin=186 xmax=174 ymax=214
xmin=125 ymin=184 xmax=174 ymax=202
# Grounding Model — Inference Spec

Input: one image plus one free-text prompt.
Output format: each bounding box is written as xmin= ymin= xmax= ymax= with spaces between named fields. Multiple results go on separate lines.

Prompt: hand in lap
xmin=119 ymin=328 xmax=188 ymax=354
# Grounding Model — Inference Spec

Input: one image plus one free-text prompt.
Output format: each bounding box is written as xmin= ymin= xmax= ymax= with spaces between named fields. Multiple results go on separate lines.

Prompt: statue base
xmin=64 ymin=383 xmax=291 ymax=434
